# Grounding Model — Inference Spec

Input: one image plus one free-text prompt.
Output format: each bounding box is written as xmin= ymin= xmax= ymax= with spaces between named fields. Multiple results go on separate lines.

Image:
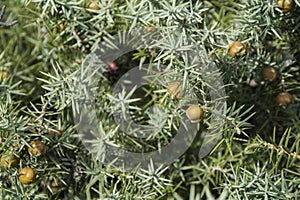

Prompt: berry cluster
xmin=167 ymin=82 xmax=204 ymax=123
xmin=0 ymin=140 xmax=45 ymax=184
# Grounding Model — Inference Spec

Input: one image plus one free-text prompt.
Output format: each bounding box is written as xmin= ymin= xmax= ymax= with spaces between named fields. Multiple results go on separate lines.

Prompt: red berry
xmin=108 ymin=61 xmax=119 ymax=75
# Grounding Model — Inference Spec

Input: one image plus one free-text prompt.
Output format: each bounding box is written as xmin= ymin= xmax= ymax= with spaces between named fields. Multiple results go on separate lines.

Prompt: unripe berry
xmin=186 ymin=105 xmax=204 ymax=123
xmin=167 ymin=82 xmax=184 ymax=99
xmin=19 ymin=168 xmax=36 ymax=185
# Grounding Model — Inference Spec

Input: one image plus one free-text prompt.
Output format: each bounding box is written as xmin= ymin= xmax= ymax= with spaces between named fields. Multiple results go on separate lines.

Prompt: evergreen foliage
xmin=0 ymin=0 xmax=300 ymax=199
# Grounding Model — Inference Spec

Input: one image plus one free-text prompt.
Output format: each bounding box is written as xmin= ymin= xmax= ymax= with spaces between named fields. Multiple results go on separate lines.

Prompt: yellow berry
xmin=19 ymin=168 xmax=36 ymax=185
xmin=186 ymin=105 xmax=204 ymax=123
xmin=277 ymin=0 xmax=293 ymax=12
xmin=0 ymin=69 xmax=8 ymax=80
xmin=58 ymin=22 xmax=67 ymax=31
xmin=0 ymin=153 xmax=18 ymax=168
xmin=86 ymin=0 xmax=100 ymax=10
xmin=167 ymin=82 xmax=184 ymax=99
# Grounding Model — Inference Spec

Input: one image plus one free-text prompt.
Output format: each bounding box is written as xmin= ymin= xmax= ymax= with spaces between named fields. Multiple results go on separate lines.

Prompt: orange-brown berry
xmin=276 ymin=92 xmax=293 ymax=107
xmin=229 ymin=41 xmax=248 ymax=57
xmin=261 ymin=66 xmax=277 ymax=81
xmin=277 ymin=0 xmax=293 ymax=12
xmin=28 ymin=140 xmax=46 ymax=157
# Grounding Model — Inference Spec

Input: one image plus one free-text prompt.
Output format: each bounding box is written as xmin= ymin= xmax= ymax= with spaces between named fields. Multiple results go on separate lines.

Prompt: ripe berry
xmin=261 ymin=66 xmax=277 ymax=81
xmin=276 ymin=92 xmax=293 ymax=107
xmin=229 ymin=41 xmax=248 ymax=57
xmin=19 ymin=168 xmax=36 ymax=185
xmin=0 ymin=153 xmax=18 ymax=168
xmin=277 ymin=0 xmax=293 ymax=12
xmin=107 ymin=61 xmax=119 ymax=75
xmin=186 ymin=105 xmax=204 ymax=123
xmin=28 ymin=140 xmax=46 ymax=157
xmin=167 ymin=82 xmax=184 ymax=99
